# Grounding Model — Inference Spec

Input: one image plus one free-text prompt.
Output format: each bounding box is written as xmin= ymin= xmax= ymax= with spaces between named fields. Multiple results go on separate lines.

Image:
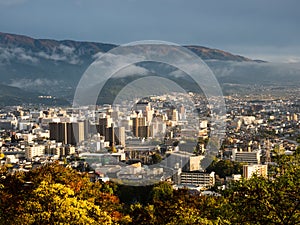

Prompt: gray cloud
xmin=9 ymin=78 xmax=60 ymax=89
xmin=113 ymin=64 xmax=149 ymax=78
xmin=0 ymin=46 xmax=38 ymax=64
xmin=206 ymin=60 xmax=300 ymax=85
xmin=36 ymin=44 xmax=81 ymax=64
xmin=0 ymin=44 xmax=81 ymax=65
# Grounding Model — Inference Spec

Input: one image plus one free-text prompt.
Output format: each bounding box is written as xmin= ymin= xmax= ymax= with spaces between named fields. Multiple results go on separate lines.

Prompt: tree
xmin=151 ymin=153 xmax=162 ymax=164
xmin=151 ymin=182 xmax=173 ymax=203
xmin=206 ymin=159 xmax=244 ymax=178
xmin=128 ymin=203 xmax=155 ymax=225
xmin=22 ymin=181 xmax=112 ymax=225
xmin=222 ymin=151 xmax=300 ymax=224
xmin=0 ymin=163 xmax=129 ymax=225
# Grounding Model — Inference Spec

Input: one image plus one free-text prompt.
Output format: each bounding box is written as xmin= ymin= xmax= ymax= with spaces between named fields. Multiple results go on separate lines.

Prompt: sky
xmin=0 ymin=0 xmax=299 ymax=62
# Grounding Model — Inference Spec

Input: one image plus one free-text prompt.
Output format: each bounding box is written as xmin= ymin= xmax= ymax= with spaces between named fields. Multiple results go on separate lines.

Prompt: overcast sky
xmin=0 ymin=0 xmax=299 ymax=62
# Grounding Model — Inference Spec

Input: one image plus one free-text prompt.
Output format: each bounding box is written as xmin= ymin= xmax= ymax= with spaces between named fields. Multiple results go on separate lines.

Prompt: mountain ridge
xmin=0 ymin=32 xmax=299 ymax=105
xmin=0 ymin=32 xmax=251 ymax=61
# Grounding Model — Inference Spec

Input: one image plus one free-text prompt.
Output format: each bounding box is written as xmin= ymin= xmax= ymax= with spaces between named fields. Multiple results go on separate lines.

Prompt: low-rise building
xmin=179 ymin=171 xmax=215 ymax=188
xmin=243 ymin=164 xmax=268 ymax=179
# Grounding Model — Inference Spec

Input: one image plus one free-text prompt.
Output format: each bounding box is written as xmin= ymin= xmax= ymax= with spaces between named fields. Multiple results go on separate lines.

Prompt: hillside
xmin=0 ymin=83 xmax=69 ymax=106
xmin=0 ymin=32 xmax=299 ymax=104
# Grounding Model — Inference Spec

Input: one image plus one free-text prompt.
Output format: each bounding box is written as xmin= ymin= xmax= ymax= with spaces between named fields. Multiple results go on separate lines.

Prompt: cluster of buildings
xmin=223 ymin=97 xmax=299 ymax=161
xmin=0 ymin=93 xmax=299 ymax=191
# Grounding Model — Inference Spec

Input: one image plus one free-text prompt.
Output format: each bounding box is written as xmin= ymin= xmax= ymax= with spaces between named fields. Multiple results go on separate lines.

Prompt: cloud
xmin=9 ymin=78 xmax=60 ymax=89
xmin=84 ymin=52 xmax=147 ymax=82
xmin=113 ymin=64 xmax=149 ymax=78
xmin=0 ymin=44 xmax=81 ymax=65
xmin=168 ymin=69 xmax=187 ymax=78
xmin=207 ymin=60 xmax=300 ymax=85
xmin=0 ymin=46 xmax=38 ymax=64
xmin=285 ymin=57 xmax=300 ymax=64
xmin=92 ymin=52 xmax=104 ymax=59
xmin=58 ymin=45 xmax=74 ymax=55
xmin=36 ymin=44 xmax=81 ymax=64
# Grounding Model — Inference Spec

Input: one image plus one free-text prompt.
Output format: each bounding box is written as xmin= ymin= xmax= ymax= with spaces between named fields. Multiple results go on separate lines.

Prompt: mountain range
xmin=0 ymin=32 xmax=299 ymax=105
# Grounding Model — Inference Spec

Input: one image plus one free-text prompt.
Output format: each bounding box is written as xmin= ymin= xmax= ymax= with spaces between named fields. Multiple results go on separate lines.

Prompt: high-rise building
xmin=49 ymin=122 xmax=85 ymax=146
xmin=179 ymin=105 xmax=186 ymax=120
xmin=132 ymin=116 xmax=145 ymax=135
xmin=150 ymin=117 xmax=166 ymax=137
xmin=105 ymin=123 xmax=115 ymax=147
xmin=167 ymin=108 xmax=178 ymax=122
xmin=138 ymin=126 xmax=150 ymax=139
xmin=98 ymin=116 xmax=113 ymax=136
xmin=183 ymin=155 xmax=204 ymax=171
xmin=134 ymin=101 xmax=151 ymax=112
xmin=67 ymin=122 xmax=85 ymax=145
xmin=115 ymin=126 xmax=126 ymax=146
xmin=172 ymin=109 xmax=179 ymax=122
xmin=49 ymin=122 xmax=67 ymax=143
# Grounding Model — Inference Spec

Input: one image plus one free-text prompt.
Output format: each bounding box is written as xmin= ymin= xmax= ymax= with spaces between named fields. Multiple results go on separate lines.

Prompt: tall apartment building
xmin=96 ymin=114 xmax=126 ymax=147
xmin=67 ymin=122 xmax=85 ymax=145
xmin=150 ymin=117 xmax=166 ymax=137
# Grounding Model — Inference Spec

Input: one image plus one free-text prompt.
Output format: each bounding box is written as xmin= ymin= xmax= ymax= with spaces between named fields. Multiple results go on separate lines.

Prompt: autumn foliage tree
xmin=0 ymin=163 xmax=129 ymax=225
xmin=0 ymin=151 xmax=299 ymax=225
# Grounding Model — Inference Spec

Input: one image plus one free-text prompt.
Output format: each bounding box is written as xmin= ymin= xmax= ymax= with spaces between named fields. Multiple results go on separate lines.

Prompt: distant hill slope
xmin=0 ymin=32 xmax=256 ymax=104
xmin=0 ymin=32 xmax=116 ymax=56
xmin=0 ymin=32 xmax=250 ymax=61
xmin=0 ymin=83 xmax=69 ymax=106
xmin=184 ymin=45 xmax=250 ymax=61
xmin=0 ymin=32 xmax=299 ymax=105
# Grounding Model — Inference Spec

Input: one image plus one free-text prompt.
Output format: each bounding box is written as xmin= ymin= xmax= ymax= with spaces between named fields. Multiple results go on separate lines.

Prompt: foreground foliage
xmin=0 ymin=151 xmax=299 ymax=224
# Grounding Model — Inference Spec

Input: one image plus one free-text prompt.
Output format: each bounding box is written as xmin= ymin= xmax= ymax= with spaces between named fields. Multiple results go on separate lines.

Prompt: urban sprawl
xmin=0 ymin=92 xmax=299 ymax=194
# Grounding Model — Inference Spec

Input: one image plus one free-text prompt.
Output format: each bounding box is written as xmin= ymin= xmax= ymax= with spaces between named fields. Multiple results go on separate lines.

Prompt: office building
xmin=49 ymin=122 xmax=85 ymax=146
xmin=132 ymin=116 xmax=149 ymax=138
xmin=98 ymin=116 xmax=113 ymax=136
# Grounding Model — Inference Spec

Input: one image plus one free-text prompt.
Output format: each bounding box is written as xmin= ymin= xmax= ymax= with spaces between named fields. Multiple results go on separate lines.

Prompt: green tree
xmin=151 ymin=153 xmax=162 ymax=164
xmin=223 ymin=151 xmax=300 ymax=224
xmin=206 ymin=159 xmax=244 ymax=178
xmin=151 ymin=182 xmax=173 ymax=202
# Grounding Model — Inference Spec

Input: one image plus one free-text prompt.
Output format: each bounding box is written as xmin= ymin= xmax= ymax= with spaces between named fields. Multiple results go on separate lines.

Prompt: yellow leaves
xmin=0 ymin=163 xmax=128 ymax=225
xmin=23 ymin=181 xmax=113 ymax=225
